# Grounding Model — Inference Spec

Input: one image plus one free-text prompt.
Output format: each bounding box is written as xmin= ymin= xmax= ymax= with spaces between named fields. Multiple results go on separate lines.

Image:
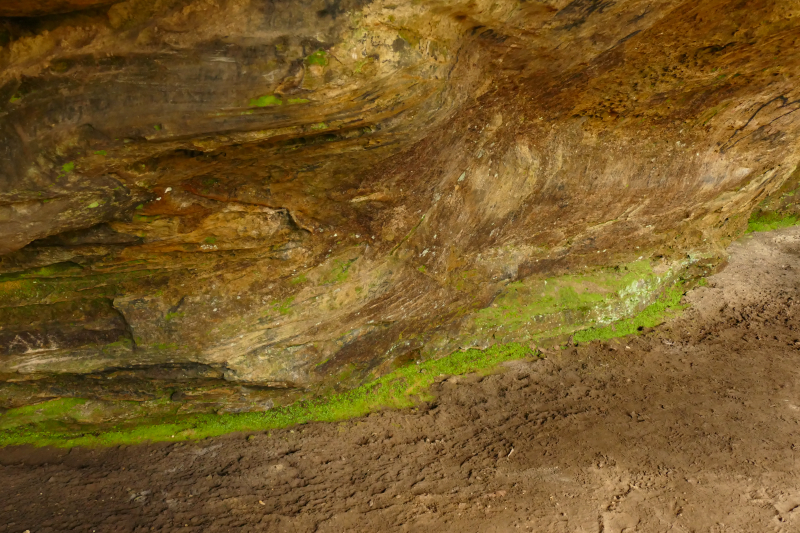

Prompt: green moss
xmin=320 ymin=259 xmax=355 ymax=285
xmin=0 ymin=264 xmax=695 ymax=449
xmin=0 ymin=399 xmax=89 ymax=432
xmin=310 ymin=122 xmax=328 ymax=130
xmin=417 ymin=265 xmax=427 ymax=273
xmin=204 ymin=237 xmax=218 ymax=244
xmin=572 ymin=283 xmax=686 ymax=343
xmin=272 ymin=296 xmax=294 ymax=315
xmin=0 ymin=262 xmax=84 ymax=283
xmin=475 ymin=260 xmax=659 ymax=335
xmin=0 ymin=343 xmax=536 ymax=448
xmin=290 ymin=274 xmax=308 ymax=285
xmin=87 ymin=201 xmax=100 ymax=209
xmin=164 ymin=311 xmax=184 ymax=322
xmin=0 ymin=254 xmax=696 ymax=449
xmin=249 ymin=95 xmax=283 ymax=107
xmin=287 ymin=98 xmax=310 ymax=105
xmin=305 ymin=49 xmax=329 ymax=67
xmin=94 ymin=150 xmax=107 ymax=156
xmin=0 ymin=265 xmax=161 ymax=307
xmin=154 ymin=124 xmax=162 ymax=131
xmin=9 ymin=94 xmax=21 ymax=103
xmin=61 ymin=162 xmax=75 ymax=173
xmin=746 ymin=211 xmax=800 ymax=233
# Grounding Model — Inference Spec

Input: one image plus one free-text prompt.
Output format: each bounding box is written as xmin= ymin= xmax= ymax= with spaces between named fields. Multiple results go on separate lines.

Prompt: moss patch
xmin=0 ymin=264 xmax=164 ymax=307
xmin=265 ymin=296 xmax=295 ymax=316
xmin=0 ymin=262 xmax=84 ymax=282
xmin=473 ymin=260 xmax=671 ymax=342
xmin=746 ymin=211 xmax=800 ymax=233
xmin=0 ymin=274 xmax=694 ymax=449
xmin=0 ymin=254 xmax=699 ymax=449
xmin=320 ymin=259 xmax=355 ymax=285
xmin=164 ymin=311 xmax=184 ymax=322
xmin=249 ymin=95 xmax=283 ymax=107
xmin=0 ymin=343 xmax=536 ymax=448
xmin=745 ymin=166 xmax=800 ymax=233
xmin=305 ymin=49 xmax=328 ymax=67
xmin=572 ymin=283 xmax=686 ymax=343
xmin=290 ymin=274 xmax=308 ymax=285
xmin=0 ymin=398 xmax=90 ymax=432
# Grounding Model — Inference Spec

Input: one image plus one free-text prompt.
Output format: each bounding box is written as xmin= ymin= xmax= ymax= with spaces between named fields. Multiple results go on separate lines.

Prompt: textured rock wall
xmin=1 ymin=0 xmax=800 ymax=406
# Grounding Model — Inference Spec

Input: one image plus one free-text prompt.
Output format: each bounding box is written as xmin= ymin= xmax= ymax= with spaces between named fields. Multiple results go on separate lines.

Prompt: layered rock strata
xmin=1 ymin=0 xmax=799 ymax=407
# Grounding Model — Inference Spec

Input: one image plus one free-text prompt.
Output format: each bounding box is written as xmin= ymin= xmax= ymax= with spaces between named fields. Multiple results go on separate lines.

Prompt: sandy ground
xmin=2 ymin=227 xmax=800 ymax=533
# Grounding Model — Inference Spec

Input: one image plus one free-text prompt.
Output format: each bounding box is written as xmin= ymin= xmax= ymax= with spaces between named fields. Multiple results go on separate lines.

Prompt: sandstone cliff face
xmin=1 ymin=0 xmax=799 ymax=408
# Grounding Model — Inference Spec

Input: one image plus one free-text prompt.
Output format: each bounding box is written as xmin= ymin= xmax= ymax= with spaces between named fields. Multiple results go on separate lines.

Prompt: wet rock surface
xmin=2 ymin=223 xmax=800 ymax=532
xmin=1 ymin=0 xmax=800 ymax=404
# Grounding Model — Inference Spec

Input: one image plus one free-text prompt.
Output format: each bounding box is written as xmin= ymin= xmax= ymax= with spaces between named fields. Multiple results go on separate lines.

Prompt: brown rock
xmin=1 ymin=0 xmax=799 ymax=406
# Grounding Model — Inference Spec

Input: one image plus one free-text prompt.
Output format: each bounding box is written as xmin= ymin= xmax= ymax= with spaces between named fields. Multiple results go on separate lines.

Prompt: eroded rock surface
xmin=1 ymin=0 xmax=800 ymax=407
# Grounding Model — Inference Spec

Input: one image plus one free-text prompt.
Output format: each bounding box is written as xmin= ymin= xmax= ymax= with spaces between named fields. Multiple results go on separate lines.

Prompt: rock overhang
xmin=1 ymin=0 xmax=799 ymax=411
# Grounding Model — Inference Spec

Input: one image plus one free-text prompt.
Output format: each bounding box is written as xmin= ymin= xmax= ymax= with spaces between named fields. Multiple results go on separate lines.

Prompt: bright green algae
xmin=746 ymin=211 xmax=800 ymax=233
xmin=305 ymin=49 xmax=328 ymax=67
xmin=0 ymin=274 xmax=689 ymax=448
xmin=462 ymin=259 xmax=683 ymax=349
xmin=0 ymin=251 xmax=697 ymax=449
xmin=0 ymin=343 xmax=535 ymax=448
xmin=572 ymin=282 xmax=685 ymax=343
xmin=248 ymin=94 xmax=282 ymax=107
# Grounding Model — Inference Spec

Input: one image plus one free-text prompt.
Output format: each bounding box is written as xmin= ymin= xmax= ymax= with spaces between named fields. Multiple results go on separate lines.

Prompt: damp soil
xmin=2 ymin=227 xmax=800 ymax=533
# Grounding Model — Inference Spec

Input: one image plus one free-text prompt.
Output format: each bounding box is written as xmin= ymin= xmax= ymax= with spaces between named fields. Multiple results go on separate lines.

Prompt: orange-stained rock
xmin=1 ymin=0 xmax=800 ymax=405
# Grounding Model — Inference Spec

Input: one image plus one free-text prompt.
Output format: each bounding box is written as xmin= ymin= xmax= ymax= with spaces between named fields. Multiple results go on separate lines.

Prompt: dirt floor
xmin=2 ymin=227 xmax=800 ymax=533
